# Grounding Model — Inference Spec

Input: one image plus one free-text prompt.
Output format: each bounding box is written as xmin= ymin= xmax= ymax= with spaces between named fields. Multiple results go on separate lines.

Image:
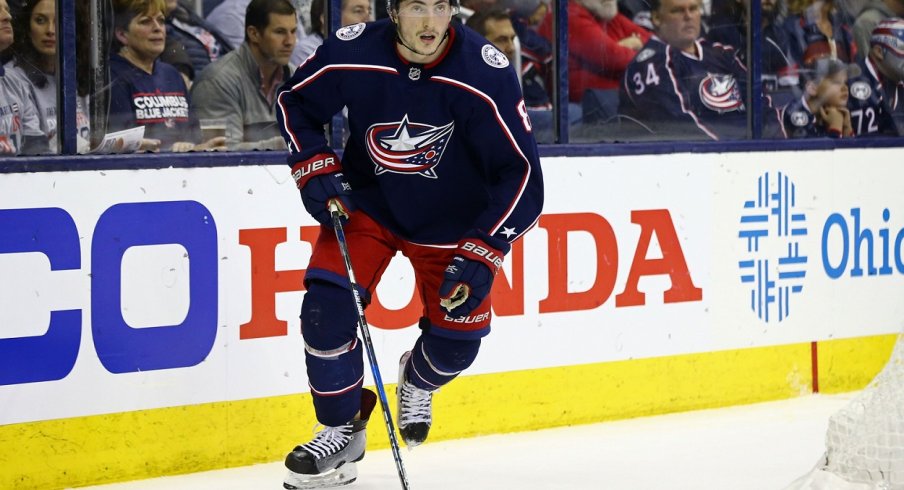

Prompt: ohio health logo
xmin=738 ymin=172 xmax=808 ymax=322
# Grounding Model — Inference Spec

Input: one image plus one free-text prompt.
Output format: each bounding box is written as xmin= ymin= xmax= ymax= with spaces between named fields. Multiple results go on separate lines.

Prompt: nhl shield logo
xmin=698 ymin=73 xmax=744 ymax=113
xmin=481 ymin=44 xmax=509 ymax=68
xmin=337 ymin=23 xmax=366 ymax=40
xmin=365 ymin=115 xmax=454 ymax=178
xmin=409 ymin=67 xmax=421 ymax=80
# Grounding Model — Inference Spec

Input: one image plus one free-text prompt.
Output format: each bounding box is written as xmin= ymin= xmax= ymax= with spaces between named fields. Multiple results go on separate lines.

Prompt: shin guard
xmin=406 ymin=333 xmax=481 ymax=391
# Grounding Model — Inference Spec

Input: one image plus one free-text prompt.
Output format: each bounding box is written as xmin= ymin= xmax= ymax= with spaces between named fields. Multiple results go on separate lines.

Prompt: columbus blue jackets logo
xmin=365 ymin=115 xmax=454 ymax=178
xmin=337 ymin=23 xmax=366 ymax=40
xmin=698 ymin=73 xmax=744 ymax=113
xmin=850 ymin=81 xmax=871 ymax=100
xmin=481 ymin=45 xmax=509 ymax=68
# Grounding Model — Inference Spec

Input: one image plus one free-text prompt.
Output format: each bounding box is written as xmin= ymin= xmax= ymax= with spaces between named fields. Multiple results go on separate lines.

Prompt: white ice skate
xmin=283 ymin=389 xmax=376 ymax=489
xmin=397 ymin=351 xmax=434 ymax=448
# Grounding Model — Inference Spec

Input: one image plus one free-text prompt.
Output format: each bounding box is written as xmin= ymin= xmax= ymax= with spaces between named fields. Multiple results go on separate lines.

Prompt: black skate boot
xmin=397 ymin=351 xmax=434 ymax=448
xmin=283 ymin=389 xmax=377 ymax=489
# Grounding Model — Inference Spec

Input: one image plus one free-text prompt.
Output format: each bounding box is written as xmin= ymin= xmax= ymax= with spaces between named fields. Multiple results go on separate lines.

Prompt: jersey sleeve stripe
xmin=277 ymin=64 xmax=400 ymax=153
xmin=429 ymin=75 xmax=532 ymax=236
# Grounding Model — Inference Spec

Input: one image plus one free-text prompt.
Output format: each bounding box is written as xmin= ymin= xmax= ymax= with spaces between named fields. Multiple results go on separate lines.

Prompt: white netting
xmin=823 ymin=333 xmax=904 ymax=489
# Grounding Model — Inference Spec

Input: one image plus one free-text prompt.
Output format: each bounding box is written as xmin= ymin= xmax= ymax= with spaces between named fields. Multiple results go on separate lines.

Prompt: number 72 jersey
xmin=618 ymin=37 xmax=750 ymax=140
xmin=847 ymin=58 xmax=899 ymax=136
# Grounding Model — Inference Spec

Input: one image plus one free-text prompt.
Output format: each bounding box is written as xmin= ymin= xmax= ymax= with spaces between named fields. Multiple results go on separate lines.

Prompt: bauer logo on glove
xmin=438 ymin=236 xmax=509 ymax=317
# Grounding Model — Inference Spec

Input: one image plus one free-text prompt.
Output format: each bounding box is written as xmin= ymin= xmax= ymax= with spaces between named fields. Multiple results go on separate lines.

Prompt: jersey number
xmin=632 ymin=64 xmax=661 ymax=95
xmin=517 ymin=99 xmax=532 ymax=132
xmin=851 ymin=107 xmax=878 ymax=135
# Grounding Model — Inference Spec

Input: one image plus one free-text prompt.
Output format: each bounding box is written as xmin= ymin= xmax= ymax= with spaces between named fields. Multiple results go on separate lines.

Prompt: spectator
xmin=207 ymin=0 xmax=318 ymax=66
xmin=618 ymin=0 xmax=749 ymax=139
xmin=0 ymin=0 xmax=46 ymax=154
xmin=539 ymin=0 xmax=651 ymax=103
xmin=785 ymin=0 xmax=858 ymax=65
xmin=108 ymin=0 xmax=226 ymax=152
xmin=848 ymin=17 xmax=904 ymax=134
xmin=191 ymin=0 xmax=297 ymax=150
xmin=502 ymin=0 xmax=554 ymax=109
xmin=852 ymin=0 xmax=904 ymax=60
xmin=707 ymin=0 xmax=800 ymax=93
xmin=467 ymin=7 xmax=553 ymax=141
xmin=162 ymin=0 xmax=234 ymax=85
xmin=297 ymin=0 xmax=372 ymax=59
xmin=5 ymin=0 xmax=57 ymax=150
xmin=778 ymin=57 xmax=856 ymax=137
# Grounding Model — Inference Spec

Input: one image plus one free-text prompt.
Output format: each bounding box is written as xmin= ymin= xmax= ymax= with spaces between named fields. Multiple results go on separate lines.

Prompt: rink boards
xmin=2 ymin=148 xmax=903 ymax=488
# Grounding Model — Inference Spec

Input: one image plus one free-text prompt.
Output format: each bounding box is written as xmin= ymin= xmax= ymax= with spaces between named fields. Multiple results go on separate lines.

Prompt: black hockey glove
xmin=439 ymin=231 xmax=510 ymax=318
xmin=291 ymin=153 xmax=354 ymax=227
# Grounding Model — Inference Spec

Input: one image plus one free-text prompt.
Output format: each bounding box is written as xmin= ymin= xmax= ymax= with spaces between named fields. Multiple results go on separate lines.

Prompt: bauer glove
xmin=439 ymin=231 xmax=510 ymax=318
xmin=291 ymin=153 xmax=354 ymax=227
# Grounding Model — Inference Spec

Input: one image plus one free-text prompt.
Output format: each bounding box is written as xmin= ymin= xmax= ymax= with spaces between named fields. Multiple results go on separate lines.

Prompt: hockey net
xmin=789 ymin=333 xmax=904 ymax=490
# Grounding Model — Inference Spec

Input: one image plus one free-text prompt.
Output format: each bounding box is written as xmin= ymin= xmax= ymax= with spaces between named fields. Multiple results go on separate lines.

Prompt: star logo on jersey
xmin=500 ymin=227 xmax=517 ymax=238
xmin=698 ymin=73 xmax=744 ymax=113
xmin=365 ymin=115 xmax=454 ymax=178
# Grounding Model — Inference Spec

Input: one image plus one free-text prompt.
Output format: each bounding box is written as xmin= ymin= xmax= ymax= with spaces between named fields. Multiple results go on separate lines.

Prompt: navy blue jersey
xmin=108 ymin=54 xmax=200 ymax=146
xmin=277 ymin=19 xmax=544 ymax=247
xmin=847 ymin=58 xmax=900 ymax=136
xmin=618 ymin=37 xmax=749 ymax=140
xmin=778 ymin=95 xmax=829 ymax=138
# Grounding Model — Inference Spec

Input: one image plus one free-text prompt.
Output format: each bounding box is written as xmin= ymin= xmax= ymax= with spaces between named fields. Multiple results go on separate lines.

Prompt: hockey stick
xmin=329 ymin=201 xmax=411 ymax=490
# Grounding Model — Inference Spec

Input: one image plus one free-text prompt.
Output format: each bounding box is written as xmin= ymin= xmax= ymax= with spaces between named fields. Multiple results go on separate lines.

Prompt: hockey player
xmin=618 ymin=0 xmax=750 ymax=140
xmin=275 ymin=0 xmax=544 ymax=486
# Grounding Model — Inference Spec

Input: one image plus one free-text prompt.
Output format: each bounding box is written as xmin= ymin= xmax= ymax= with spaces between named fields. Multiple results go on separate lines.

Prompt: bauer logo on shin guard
xmin=460 ymin=241 xmax=503 ymax=271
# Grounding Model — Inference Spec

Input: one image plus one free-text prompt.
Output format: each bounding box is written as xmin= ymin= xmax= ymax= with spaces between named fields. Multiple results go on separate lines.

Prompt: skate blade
xmin=283 ymin=462 xmax=357 ymax=489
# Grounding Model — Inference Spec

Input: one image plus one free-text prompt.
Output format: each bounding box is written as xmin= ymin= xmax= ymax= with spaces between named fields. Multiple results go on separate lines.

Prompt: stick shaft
xmin=330 ymin=207 xmax=410 ymax=490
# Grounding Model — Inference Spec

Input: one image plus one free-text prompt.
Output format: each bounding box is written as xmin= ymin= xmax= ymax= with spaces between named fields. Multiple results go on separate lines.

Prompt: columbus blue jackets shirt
xmin=619 ymin=37 xmax=748 ymax=140
xmin=847 ymin=58 xmax=899 ymax=136
xmin=277 ymin=19 xmax=544 ymax=247
xmin=108 ymin=54 xmax=200 ymax=147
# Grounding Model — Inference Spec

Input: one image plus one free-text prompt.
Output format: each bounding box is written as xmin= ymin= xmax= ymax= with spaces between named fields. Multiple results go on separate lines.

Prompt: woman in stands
xmin=5 ymin=0 xmax=90 ymax=152
xmin=108 ymin=0 xmax=225 ymax=152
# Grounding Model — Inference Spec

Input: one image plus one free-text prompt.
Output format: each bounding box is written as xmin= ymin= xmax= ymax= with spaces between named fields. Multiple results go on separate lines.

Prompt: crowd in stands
xmin=1 ymin=0 xmax=904 ymax=155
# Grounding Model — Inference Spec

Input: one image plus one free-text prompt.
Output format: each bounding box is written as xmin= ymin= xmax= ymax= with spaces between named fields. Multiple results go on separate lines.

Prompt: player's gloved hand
xmin=291 ymin=153 xmax=354 ymax=227
xmin=439 ymin=231 xmax=510 ymax=318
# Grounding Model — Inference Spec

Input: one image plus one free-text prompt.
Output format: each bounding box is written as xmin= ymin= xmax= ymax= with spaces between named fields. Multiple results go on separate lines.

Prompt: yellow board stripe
xmin=0 ymin=335 xmax=897 ymax=489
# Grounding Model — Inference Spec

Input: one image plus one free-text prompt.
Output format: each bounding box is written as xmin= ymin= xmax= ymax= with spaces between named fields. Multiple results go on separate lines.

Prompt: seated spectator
xmin=297 ymin=0 xmax=372 ymax=60
xmin=5 ymin=0 xmax=57 ymax=151
xmin=0 ymin=0 xmax=46 ymax=154
xmin=785 ymin=0 xmax=858 ymax=65
xmin=618 ymin=0 xmax=749 ymax=140
xmin=162 ymin=0 xmax=234 ymax=85
xmin=849 ymin=17 xmax=904 ymax=134
xmin=467 ymin=7 xmax=553 ymax=141
xmin=852 ymin=0 xmax=904 ymax=61
xmin=778 ymin=57 xmax=856 ymax=137
xmin=502 ymin=0 xmax=554 ymax=110
xmin=207 ymin=0 xmax=318 ymax=66
xmin=539 ymin=0 xmax=651 ymax=103
xmin=108 ymin=0 xmax=226 ymax=152
xmin=707 ymin=0 xmax=800 ymax=93
xmin=191 ymin=0 xmax=297 ymax=150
